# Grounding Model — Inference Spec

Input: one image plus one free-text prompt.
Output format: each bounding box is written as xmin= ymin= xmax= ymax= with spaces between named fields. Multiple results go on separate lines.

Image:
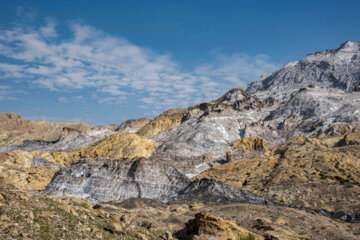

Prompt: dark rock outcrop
xmin=174 ymin=178 xmax=275 ymax=205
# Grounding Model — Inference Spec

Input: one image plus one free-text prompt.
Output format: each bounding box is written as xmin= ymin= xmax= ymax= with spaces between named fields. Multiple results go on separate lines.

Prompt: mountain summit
xmin=247 ymin=41 xmax=360 ymax=93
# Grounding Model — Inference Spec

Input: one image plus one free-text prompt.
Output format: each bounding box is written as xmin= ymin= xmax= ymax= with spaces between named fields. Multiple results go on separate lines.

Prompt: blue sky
xmin=0 ymin=0 xmax=360 ymax=124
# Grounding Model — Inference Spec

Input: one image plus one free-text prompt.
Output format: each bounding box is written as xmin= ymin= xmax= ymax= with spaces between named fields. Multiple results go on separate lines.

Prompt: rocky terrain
xmin=0 ymin=112 xmax=116 ymax=147
xmin=195 ymin=130 xmax=360 ymax=217
xmin=0 ymin=126 xmax=114 ymax=152
xmin=1 ymin=41 xmax=360 ymax=239
xmin=0 ymin=179 xmax=166 ymax=240
xmin=1 ymin=178 xmax=360 ymax=240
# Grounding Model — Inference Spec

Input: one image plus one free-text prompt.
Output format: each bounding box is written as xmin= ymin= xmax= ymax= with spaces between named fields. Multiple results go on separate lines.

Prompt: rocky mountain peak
xmin=247 ymin=41 xmax=360 ymax=94
xmin=215 ymin=88 xmax=247 ymax=105
xmin=337 ymin=40 xmax=360 ymax=52
xmin=1 ymin=112 xmax=21 ymax=120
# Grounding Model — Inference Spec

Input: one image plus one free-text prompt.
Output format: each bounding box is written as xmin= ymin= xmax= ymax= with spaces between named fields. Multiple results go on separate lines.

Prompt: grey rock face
xmin=154 ymin=89 xmax=269 ymax=158
xmin=247 ymin=41 xmax=360 ymax=93
xmin=156 ymin=86 xmax=360 ymax=157
xmin=215 ymin=88 xmax=264 ymax=110
xmin=43 ymin=157 xmax=275 ymax=204
xmin=156 ymin=104 xmax=243 ymax=158
xmin=42 ymin=157 xmax=360 ymax=222
xmin=31 ymin=156 xmax=61 ymax=168
xmin=43 ymin=157 xmax=190 ymax=202
xmin=174 ymin=178 xmax=274 ymax=205
xmin=0 ymin=127 xmax=114 ymax=152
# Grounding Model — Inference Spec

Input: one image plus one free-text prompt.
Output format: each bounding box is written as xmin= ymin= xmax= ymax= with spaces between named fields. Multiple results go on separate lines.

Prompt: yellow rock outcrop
xmin=186 ymin=212 xmax=263 ymax=240
xmin=51 ymin=131 xmax=159 ymax=165
xmin=231 ymin=137 xmax=267 ymax=152
xmin=137 ymin=108 xmax=188 ymax=137
xmin=75 ymin=131 xmax=159 ymax=159
xmin=0 ymin=151 xmax=61 ymax=191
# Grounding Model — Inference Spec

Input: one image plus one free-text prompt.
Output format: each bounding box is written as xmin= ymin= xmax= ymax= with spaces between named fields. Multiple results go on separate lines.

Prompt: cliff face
xmin=44 ymin=157 xmax=190 ymax=202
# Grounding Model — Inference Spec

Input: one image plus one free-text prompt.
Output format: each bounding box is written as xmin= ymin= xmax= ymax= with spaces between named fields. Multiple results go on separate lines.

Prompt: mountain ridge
xmin=247 ymin=40 xmax=360 ymax=94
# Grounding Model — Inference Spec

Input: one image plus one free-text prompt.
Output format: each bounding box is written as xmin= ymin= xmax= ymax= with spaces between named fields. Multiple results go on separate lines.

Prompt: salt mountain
xmin=1 ymin=41 xmax=360 ymax=239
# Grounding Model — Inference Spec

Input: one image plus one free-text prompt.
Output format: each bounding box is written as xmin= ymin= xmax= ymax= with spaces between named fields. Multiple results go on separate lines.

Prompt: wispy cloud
xmin=0 ymin=19 xmax=278 ymax=110
xmin=0 ymin=85 xmax=17 ymax=101
xmin=16 ymin=6 xmax=36 ymax=22
xmin=58 ymin=96 xmax=83 ymax=103
xmin=0 ymin=63 xmax=26 ymax=79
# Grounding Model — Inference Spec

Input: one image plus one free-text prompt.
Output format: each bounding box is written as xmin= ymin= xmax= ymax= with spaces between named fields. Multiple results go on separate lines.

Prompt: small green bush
xmin=240 ymin=233 xmax=255 ymax=240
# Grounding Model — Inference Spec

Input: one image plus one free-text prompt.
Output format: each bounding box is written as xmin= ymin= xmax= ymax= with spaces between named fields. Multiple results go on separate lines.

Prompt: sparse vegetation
xmin=240 ymin=233 xmax=256 ymax=240
xmin=319 ymin=172 xmax=328 ymax=179
xmin=0 ymin=183 xmax=164 ymax=240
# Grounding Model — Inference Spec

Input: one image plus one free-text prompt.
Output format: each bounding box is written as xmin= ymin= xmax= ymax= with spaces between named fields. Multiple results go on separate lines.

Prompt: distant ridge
xmin=0 ymin=112 xmax=113 ymax=146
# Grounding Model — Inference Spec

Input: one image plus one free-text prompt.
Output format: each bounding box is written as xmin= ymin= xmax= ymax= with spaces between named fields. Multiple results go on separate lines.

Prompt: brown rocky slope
xmin=195 ymin=126 xmax=360 ymax=215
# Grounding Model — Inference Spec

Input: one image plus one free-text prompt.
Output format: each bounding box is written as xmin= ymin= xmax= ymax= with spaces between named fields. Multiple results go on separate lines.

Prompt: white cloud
xmin=0 ymin=63 xmax=26 ymax=79
xmin=58 ymin=97 xmax=67 ymax=103
xmin=58 ymin=96 xmax=83 ymax=103
xmin=39 ymin=18 xmax=57 ymax=38
xmin=0 ymin=20 xmax=278 ymax=110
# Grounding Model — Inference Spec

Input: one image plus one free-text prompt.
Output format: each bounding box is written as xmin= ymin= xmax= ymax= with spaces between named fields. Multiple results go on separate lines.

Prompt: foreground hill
xmin=1 ymin=178 xmax=359 ymax=240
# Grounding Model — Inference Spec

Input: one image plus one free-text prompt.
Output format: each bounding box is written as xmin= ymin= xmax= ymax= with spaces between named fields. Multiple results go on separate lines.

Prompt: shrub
xmin=240 ymin=233 xmax=256 ymax=240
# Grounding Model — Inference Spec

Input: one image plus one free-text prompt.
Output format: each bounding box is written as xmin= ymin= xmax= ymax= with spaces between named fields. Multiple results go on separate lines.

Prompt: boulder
xmin=108 ymin=219 xmax=126 ymax=234
xmin=186 ymin=212 xmax=263 ymax=240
